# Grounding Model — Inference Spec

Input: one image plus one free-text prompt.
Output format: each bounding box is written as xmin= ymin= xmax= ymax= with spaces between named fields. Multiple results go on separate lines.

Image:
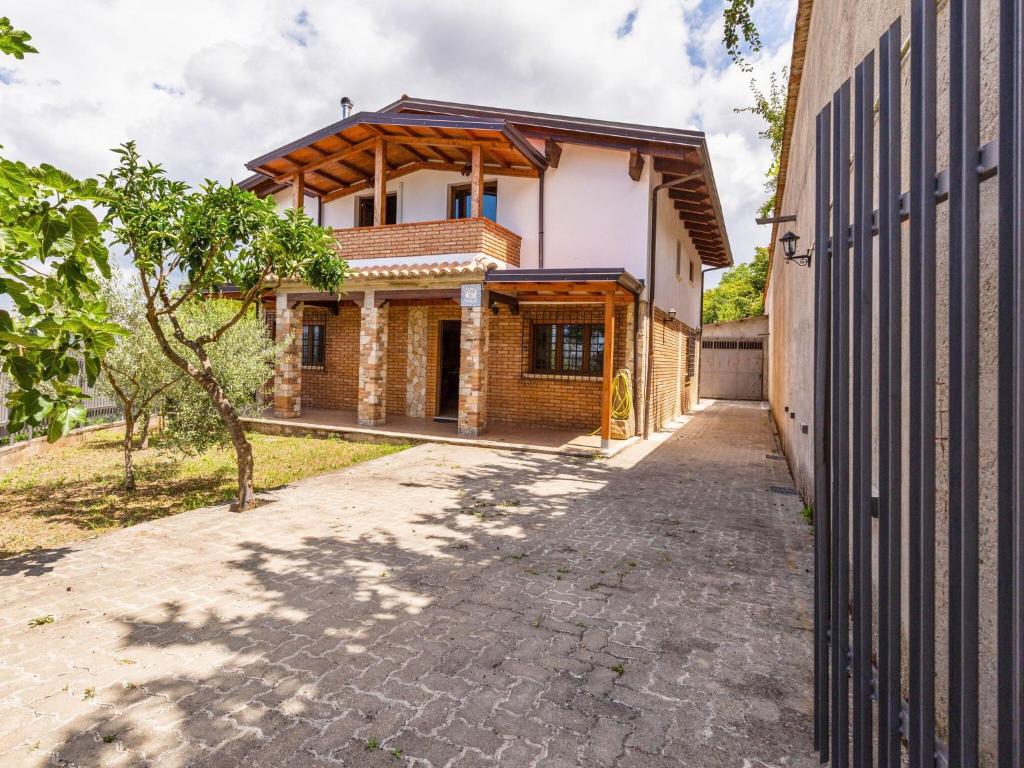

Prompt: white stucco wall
xmin=651 ymin=180 xmax=704 ymax=329
xmin=273 ymin=141 xmax=702 ymax=328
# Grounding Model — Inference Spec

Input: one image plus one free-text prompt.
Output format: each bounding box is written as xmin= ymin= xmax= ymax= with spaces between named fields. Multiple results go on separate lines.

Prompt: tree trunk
xmin=137 ymin=413 xmax=151 ymax=450
xmin=201 ymin=375 xmax=255 ymax=510
xmin=123 ymin=416 xmax=136 ymax=491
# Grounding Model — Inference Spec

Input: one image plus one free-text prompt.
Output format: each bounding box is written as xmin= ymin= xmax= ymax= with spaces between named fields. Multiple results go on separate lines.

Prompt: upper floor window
xmin=675 ymin=241 xmax=682 ymax=278
xmin=449 ymin=182 xmax=497 ymax=221
xmin=357 ymin=193 xmax=397 ymax=227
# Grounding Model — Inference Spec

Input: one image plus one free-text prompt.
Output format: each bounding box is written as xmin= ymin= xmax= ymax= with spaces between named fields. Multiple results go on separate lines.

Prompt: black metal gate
xmin=811 ymin=0 xmax=1023 ymax=765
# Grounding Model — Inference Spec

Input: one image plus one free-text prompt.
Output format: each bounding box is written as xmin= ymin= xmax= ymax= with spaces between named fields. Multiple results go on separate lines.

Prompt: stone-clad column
xmin=406 ymin=306 xmax=428 ymax=418
xmin=273 ymin=294 xmax=303 ymax=418
xmin=358 ymin=292 xmax=388 ymax=426
xmin=458 ymin=297 xmax=488 ymax=436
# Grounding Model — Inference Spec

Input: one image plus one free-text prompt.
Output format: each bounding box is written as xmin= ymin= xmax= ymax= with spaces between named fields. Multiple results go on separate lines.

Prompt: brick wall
xmin=333 ymin=218 xmax=521 ymax=266
xmin=487 ymin=305 xmax=630 ymax=431
xmin=300 ymin=305 xmax=359 ymax=410
xmin=649 ymin=307 xmax=699 ymax=431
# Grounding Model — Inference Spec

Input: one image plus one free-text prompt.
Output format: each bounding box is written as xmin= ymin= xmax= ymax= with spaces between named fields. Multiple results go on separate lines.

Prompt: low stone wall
xmin=0 ymin=420 xmax=131 ymax=472
xmin=242 ymin=417 xmax=419 ymax=447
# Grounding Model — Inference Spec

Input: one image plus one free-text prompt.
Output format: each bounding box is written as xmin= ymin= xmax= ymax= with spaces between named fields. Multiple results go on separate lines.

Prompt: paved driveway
xmin=0 ymin=401 xmax=816 ymax=767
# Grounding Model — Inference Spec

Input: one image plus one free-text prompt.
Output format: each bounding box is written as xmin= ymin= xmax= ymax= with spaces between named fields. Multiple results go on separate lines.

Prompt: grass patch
xmin=0 ymin=428 xmax=408 ymax=558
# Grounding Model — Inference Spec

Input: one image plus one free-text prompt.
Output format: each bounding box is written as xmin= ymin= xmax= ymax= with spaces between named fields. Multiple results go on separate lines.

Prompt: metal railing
xmin=0 ymin=370 xmax=121 ymax=443
xmin=811 ymin=1 xmax=1023 ymax=766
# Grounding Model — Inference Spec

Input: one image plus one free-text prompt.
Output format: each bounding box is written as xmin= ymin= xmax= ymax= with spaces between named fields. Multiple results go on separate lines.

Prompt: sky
xmin=0 ymin=0 xmax=796 ymax=288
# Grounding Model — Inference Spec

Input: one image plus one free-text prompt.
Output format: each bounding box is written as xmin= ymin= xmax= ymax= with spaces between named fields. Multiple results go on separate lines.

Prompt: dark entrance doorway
xmin=436 ymin=320 xmax=461 ymax=421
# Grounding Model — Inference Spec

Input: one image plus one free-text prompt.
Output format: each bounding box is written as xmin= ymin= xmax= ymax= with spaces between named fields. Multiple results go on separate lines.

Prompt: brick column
xmin=358 ymin=292 xmax=388 ymax=426
xmin=458 ymin=298 xmax=488 ymax=436
xmin=273 ymin=294 xmax=302 ymax=418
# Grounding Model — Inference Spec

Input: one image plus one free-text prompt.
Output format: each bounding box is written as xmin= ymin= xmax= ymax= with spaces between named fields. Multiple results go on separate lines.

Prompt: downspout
xmin=538 ymin=169 xmax=545 ymax=268
xmin=643 ymin=168 xmax=703 ymax=438
xmin=696 ymin=264 xmax=727 ymax=404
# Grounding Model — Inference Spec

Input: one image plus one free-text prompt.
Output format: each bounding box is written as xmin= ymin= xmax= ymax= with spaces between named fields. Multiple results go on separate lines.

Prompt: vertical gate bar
xmin=877 ymin=18 xmax=903 ymax=768
xmin=851 ymin=52 xmax=875 ymax=768
xmin=909 ymin=0 xmax=938 ymax=764
xmin=830 ymin=79 xmax=852 ymax=768
xmin=813 ymin=104 xmax=834 ymax=761
xmin=998 ymin=0 xmax=1024 ymax=764
xmin=948 ymin=0 xmax=981 ymax=764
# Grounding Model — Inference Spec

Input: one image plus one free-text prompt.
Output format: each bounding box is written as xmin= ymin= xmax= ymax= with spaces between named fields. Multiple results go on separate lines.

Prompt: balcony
xmin=333 ymin=217 xmax=521 ymax=267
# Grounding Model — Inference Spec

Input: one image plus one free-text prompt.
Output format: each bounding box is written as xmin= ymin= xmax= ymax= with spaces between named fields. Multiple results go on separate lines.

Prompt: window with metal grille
xmin=686 ymin=332 xmax=697 ymax=379
xmin=530 ymin=322 xmax=604 ymax=376
xmin=301 ymin=316 xmax=326 ymax=369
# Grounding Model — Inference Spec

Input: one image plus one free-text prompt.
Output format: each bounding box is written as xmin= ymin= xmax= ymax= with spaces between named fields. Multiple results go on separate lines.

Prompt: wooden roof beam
xmin=545 ymin=139 xmax=562 ymax=168
xmin=268 ymin=137 xmax=379 ymax=182
xmin=628 ymin=150 xmax=644 ymax=181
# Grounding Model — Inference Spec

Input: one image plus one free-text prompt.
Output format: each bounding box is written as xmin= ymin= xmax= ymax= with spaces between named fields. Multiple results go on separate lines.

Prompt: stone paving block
xmin=0 ymin=402 xmax=817 ymax=767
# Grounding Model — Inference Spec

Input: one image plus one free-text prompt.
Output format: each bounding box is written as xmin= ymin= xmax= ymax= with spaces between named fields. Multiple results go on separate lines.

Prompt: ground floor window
xmin=530 ymin=322 xmax=604 ymax=376
xmin=302 ymin=316 xmax=327 ymax=369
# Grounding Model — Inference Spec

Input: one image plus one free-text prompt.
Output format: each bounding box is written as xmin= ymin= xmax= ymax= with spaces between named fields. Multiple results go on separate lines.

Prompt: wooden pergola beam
xmin=600 ymin=287 xmax=616 ymax=445
xmin=373 ymin=137 xmax=386 ymax=225
xmin=470 ymin=144 xmax=484 ymax=218
xmin=292 ymin=172 xmax=304 ymax=211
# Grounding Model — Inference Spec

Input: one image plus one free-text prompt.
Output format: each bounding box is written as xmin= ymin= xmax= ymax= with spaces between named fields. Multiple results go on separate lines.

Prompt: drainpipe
xmin=538 ymin=169 xmax=545 ymax=268
xmin=643 ymin=169 xmax=703 ymax=438
xmin=697 ymin=264 xmax=727 ymax=404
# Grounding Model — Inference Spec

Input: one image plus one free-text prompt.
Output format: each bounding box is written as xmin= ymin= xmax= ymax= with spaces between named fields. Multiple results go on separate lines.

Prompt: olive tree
xmin=103 ymin=143 xmax=345 ymax=509
xmin=160 ymin=298 xmax=281 ymax=459
xmin=96 ymin=275 xmax=182 ymax=490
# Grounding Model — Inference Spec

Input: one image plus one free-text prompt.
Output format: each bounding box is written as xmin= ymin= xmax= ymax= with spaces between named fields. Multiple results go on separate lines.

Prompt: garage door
xmin=699 ymin=338 xmax=764 ymax=400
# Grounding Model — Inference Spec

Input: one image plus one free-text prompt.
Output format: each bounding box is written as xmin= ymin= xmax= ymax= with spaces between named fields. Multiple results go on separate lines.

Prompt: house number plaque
xmin=460 ymin=284 xmax=483 ymax=308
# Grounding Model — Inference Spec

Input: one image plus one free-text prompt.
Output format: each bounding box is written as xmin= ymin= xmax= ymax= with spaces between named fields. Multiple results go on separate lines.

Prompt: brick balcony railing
xmin=333 ymin=217 xmax=521 ymax=267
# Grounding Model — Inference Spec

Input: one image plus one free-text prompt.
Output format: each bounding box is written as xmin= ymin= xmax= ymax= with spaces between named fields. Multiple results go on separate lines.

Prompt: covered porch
xmin=266 ymin=268 xmax=643 ymax=452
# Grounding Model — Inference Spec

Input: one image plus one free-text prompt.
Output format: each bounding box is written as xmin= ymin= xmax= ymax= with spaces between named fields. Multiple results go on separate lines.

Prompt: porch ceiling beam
xmin=382 ymin=135 xmax=511 ymax=151
xmin=372 ymin=288 xmax=461 ymax=302
xmin=488 ymin=291 xmax=519 ymax=314
xmin=267 ymin=137 xmax=379 ymax=182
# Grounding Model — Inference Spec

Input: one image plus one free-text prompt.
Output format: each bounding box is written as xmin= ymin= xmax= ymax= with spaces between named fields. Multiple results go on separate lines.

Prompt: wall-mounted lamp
xmin=460 ymin=163 xmax=472 ymax=177
xmin=667 ymin=307 xmax=677 ymax=322
xmin=780 ymin=230 xmax=812 ymax=267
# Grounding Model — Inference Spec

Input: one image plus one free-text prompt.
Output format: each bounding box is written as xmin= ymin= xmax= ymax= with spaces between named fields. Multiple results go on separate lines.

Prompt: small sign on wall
xmin=460 ymin=284 xmax=483 ymax=308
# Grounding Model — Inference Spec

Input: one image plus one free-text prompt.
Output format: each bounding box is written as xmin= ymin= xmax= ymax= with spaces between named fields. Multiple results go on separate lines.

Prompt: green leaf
xmin=66 ymin=205 xmax=99 ymax=246
xmin=7 ymin=355 xmax=38 ymax=389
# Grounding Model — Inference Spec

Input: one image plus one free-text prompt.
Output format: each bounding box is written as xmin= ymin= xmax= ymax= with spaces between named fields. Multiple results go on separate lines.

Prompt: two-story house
xmin=240 ymin=96 xmax=732 ymax=447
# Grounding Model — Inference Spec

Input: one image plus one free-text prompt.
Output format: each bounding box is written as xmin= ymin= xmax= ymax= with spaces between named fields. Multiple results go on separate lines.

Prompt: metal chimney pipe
xmin=340 ymin=96 xmax=353 ymax=119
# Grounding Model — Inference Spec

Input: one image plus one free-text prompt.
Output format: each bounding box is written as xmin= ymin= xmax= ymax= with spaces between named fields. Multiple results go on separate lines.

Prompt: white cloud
xmin=0 ymin=0 xmax=795 ymax=286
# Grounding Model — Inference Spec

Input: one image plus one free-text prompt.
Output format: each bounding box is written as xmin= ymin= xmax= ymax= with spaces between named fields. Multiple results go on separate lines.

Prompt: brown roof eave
xmin=245 ymin=112 xmax=548 ymax=176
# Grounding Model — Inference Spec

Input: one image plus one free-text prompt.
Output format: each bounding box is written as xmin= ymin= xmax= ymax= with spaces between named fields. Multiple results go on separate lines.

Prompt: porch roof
xmin=243 ymin=112 xmax=547 ymax=204
xmin=485 ymin=267 xmax=642 ymax=304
